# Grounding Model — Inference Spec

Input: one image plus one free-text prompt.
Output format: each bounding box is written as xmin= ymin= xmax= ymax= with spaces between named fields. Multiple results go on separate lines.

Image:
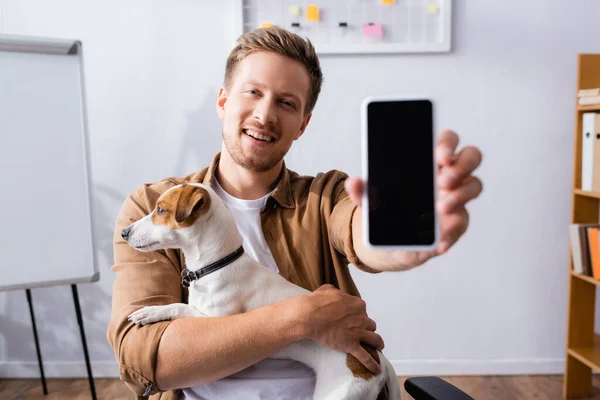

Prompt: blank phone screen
xmin=366 ymin=99 xmax=436 ymax=246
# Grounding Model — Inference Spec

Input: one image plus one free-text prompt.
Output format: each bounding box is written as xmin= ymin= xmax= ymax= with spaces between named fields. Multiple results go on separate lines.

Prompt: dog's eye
xmin=156 ymin=207 xmax=165 ymax=216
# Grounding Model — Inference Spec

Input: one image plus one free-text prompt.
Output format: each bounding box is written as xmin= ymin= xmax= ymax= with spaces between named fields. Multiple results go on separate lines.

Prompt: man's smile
xmin=243 ymin=129 xmax=275 ymax=142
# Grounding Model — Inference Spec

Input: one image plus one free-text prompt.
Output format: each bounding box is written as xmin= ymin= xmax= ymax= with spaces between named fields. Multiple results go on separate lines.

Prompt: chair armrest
xmin=404 ymin=376 xmax=475 ymax=400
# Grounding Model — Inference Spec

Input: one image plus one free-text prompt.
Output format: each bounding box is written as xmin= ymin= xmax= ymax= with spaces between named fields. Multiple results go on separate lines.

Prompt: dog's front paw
xmin=128 ymin=306 xmax=171 ymax=326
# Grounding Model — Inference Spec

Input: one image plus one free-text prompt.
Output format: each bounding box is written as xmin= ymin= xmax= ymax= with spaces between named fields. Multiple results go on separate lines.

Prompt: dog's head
xmin=121 ymin=183 xmax=217 ymax=252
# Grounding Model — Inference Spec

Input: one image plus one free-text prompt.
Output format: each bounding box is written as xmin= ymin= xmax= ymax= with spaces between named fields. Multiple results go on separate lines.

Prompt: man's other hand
xmin=295 ymin=284 xmax=384 ymax=374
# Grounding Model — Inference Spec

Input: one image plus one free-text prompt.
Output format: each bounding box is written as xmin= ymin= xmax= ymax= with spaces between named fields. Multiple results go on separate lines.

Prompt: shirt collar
xmin=202 ymin=152 xmax=295 ymax=209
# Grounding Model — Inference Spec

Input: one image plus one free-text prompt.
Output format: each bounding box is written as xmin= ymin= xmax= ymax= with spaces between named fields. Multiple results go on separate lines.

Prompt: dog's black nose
xmin=121 ymin=227 xmax=131 ymax=241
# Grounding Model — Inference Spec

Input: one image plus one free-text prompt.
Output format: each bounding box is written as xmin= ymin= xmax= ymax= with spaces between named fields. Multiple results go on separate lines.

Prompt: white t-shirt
xmin=181 ymin=178 xmax=316 ymax=400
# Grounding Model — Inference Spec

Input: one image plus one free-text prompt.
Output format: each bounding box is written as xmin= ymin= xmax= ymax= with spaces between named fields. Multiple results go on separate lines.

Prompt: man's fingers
xmin=344 ymin=177 xmax=364 ymax=206
xmin=350 ymin=345 xmax=381 ymax=374
xmin=438 ymin=146 xmax=483 ymax=189
xmin=437 ymin=175 xmax=483 ymax=214
xmin=435 ymin=130 xmax=460 ymax=166
xmin=364 ymin=317 xmax=377 ymax=332
xmin=317 ymin=283 xmax=336 ymax=291
xmin=438 ymin=206 xmax=470 ymax=252
xmin=361 ymin=329 xmax=385 ymax=351
xmin=453 ymin=146 xmax=483 ymax=180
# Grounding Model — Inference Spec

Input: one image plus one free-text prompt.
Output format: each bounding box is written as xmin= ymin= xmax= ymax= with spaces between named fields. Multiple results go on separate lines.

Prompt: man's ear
xmin=216 ymin=87 xmax=228 ymax=120
xmin=175 ymin=184 xmax=211 ymax=225
xmin=295 ymin=112 xmax=312 ymax=140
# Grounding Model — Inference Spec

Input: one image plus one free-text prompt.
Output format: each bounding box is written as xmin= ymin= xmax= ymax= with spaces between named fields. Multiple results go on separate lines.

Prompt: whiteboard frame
xmin=232 ymin=0 xmax=452 ymax=54
xmin=0 ymin=34 xmax=99 ymax=292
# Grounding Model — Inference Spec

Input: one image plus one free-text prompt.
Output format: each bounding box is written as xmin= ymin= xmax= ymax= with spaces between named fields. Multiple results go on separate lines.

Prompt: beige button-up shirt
xmin=107 ymin=153 xmax=384 ymax=399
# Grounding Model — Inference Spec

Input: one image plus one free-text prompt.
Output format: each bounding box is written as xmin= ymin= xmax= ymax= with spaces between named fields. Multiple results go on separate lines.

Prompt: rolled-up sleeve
xmin=329 ymin=173 xmax=381 ymax=274
xmin=107 ymin=185 xmax=183 ymax=396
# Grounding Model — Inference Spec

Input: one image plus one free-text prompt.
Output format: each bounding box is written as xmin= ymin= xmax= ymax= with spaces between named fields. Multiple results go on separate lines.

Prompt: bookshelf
xmin=564 ymin=54 xmax=600 ymax=398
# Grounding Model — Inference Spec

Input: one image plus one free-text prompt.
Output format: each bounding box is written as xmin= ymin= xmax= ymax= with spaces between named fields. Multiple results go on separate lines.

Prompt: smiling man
xmin=216 ymin=49 xmax=313 ymax=198
xmin=108 ymin=26 xmax=483 ymax=400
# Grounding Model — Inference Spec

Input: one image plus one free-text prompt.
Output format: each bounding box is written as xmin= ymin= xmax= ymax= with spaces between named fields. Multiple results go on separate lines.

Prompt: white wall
xmin=1 ymin=0 xmax=600 ymax=378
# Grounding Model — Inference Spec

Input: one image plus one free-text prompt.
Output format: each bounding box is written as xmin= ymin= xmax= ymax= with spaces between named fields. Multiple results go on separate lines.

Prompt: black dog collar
xmin=181 ymin=246 xmax=244 ymax=288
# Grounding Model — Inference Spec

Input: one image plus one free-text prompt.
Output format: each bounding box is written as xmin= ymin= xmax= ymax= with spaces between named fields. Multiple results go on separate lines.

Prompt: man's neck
xmin=216 ymin=151 xmax=282 ymax=200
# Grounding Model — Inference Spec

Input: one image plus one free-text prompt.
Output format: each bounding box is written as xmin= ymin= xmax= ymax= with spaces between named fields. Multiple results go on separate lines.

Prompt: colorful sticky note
xmin=382 ymin=0 xmax=394 ymax=4
xmin=427 ymin=5 xmax=438 ymax=13
xmin=306 ymin=5 xmax=320 ymax=21
xmin=260 ymin=22 xmax=273 ymax=28
xmin=289 ymin=5 xmax=301 ymax=16
xmin=362 ymin=23 xmax=383 ymax=38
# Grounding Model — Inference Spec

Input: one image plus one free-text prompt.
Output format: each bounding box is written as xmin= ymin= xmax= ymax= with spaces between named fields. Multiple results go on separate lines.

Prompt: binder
xmin=581 ymin=113 xmax=600 ymax=191
xmin=587 ymin=227 xmax=600 ymax=279
xmin=570 ymin=224 xmax=585 ymax=274
xmin=593 ymin=114 xmax=600 ymax=191
xmin=581 ymin=224 xmax=596 ymax=276
xmin=571 ymin=223 xmax=600 ymax=276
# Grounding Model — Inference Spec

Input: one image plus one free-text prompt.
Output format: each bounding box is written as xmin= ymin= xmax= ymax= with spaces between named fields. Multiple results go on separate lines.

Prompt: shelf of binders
xmin=564 ymin=54 xmax=600 ymax=399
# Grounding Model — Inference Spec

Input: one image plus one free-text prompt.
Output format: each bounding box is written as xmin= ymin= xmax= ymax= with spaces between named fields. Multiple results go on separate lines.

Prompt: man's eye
xmin=281 ymin=100 xmax=295 ymax=108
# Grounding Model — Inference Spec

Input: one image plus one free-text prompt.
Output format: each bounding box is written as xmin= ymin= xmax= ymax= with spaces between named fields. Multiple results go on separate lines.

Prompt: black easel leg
xmin=26 ymin=289 xmax=48 ymax=395
xmin=71 ymin=284 xmax=97 ymax=400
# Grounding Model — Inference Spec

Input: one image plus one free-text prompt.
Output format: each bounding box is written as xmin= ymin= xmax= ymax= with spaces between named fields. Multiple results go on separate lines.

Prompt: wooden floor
xmin=1 ymin=375 xmax=600 ymax=399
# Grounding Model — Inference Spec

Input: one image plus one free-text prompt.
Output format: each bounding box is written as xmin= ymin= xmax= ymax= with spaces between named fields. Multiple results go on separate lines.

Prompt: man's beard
xmin=222 ymin=129 xmax=285 ymax=173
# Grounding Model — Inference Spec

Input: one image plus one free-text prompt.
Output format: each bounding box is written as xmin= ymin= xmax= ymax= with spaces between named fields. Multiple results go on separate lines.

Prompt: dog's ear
xmin=175 ymin=184 xmax=210 ymax=224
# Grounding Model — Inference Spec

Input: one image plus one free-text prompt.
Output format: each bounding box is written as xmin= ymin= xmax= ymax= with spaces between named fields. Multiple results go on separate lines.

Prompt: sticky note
xmin=260 ymin=22 xmax=273 ymax=28
xmin=362 ymin=23 xmax=383 ymax=38
xmin=382 ymin=0 xmax=394 ymax=4
xmin=427 ymin=5 xmax=438 ymax=13
xmin=306 ymin=5 xmax=319 ymax=21
xmin=289 ymin=5 xmax=301 ymax=16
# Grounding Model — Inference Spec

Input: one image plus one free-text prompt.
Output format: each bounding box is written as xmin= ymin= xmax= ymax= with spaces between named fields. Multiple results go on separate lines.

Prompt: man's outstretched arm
xmin=346 ymin=130 xmax=483 ymax=272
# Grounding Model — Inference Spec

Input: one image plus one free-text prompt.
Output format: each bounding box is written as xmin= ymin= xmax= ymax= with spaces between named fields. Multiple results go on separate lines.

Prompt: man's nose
xmin=121 ymin=226 xmax=132 ymax=241
xmin=253 ymin=99 xmax=277 ymax=125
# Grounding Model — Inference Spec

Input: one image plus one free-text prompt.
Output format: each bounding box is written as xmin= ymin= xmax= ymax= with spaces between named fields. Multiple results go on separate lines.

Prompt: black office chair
xmin=404 ymin=376 xmax=475 ymax=399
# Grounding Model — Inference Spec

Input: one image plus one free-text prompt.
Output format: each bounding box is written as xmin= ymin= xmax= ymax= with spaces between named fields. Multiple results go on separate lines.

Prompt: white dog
xmin=121 ymin=182 xmax=401 ymax=400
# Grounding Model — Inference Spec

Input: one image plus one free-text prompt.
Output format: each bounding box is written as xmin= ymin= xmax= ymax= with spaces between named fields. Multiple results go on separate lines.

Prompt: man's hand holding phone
xmin=349 ymin=98 xmax=483 ymax=271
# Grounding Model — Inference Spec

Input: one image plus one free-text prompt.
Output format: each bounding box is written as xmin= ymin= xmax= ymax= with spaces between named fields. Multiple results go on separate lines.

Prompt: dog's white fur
xmin=123 ymin=183 xmax=400 ymax=400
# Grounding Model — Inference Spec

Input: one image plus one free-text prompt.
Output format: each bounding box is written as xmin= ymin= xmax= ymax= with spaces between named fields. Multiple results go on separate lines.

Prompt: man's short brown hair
xmin=224 ymin=26 xmax=323 ymax=115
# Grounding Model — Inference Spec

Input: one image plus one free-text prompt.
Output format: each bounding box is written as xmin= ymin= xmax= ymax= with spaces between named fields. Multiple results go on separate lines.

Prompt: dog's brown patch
xmin=346 ymin=345 xmax=380 ymax=381
xmin=151 ymin=184 xmax=211 ymax=228
xmin=175 ymin=184 xmax=211 ymax=227
xmin=151 ymin=189 xmax=180 ymax=229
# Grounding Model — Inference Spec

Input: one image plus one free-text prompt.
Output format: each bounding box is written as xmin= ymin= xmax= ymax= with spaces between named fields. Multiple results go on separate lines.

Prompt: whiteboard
xmin=0 ymin=34 xmax=98 ymax=292
xmin=233 ymin=0 xmax=452 ymax=54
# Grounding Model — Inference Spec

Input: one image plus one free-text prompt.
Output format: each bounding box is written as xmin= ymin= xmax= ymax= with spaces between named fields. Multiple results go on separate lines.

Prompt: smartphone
xmin=361 ymin=97 xmax=439 ymax=251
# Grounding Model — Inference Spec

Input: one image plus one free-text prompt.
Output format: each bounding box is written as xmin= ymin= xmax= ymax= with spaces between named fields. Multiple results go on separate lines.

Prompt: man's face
xmin=217 ymin=51 xmax=312 ymax=172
